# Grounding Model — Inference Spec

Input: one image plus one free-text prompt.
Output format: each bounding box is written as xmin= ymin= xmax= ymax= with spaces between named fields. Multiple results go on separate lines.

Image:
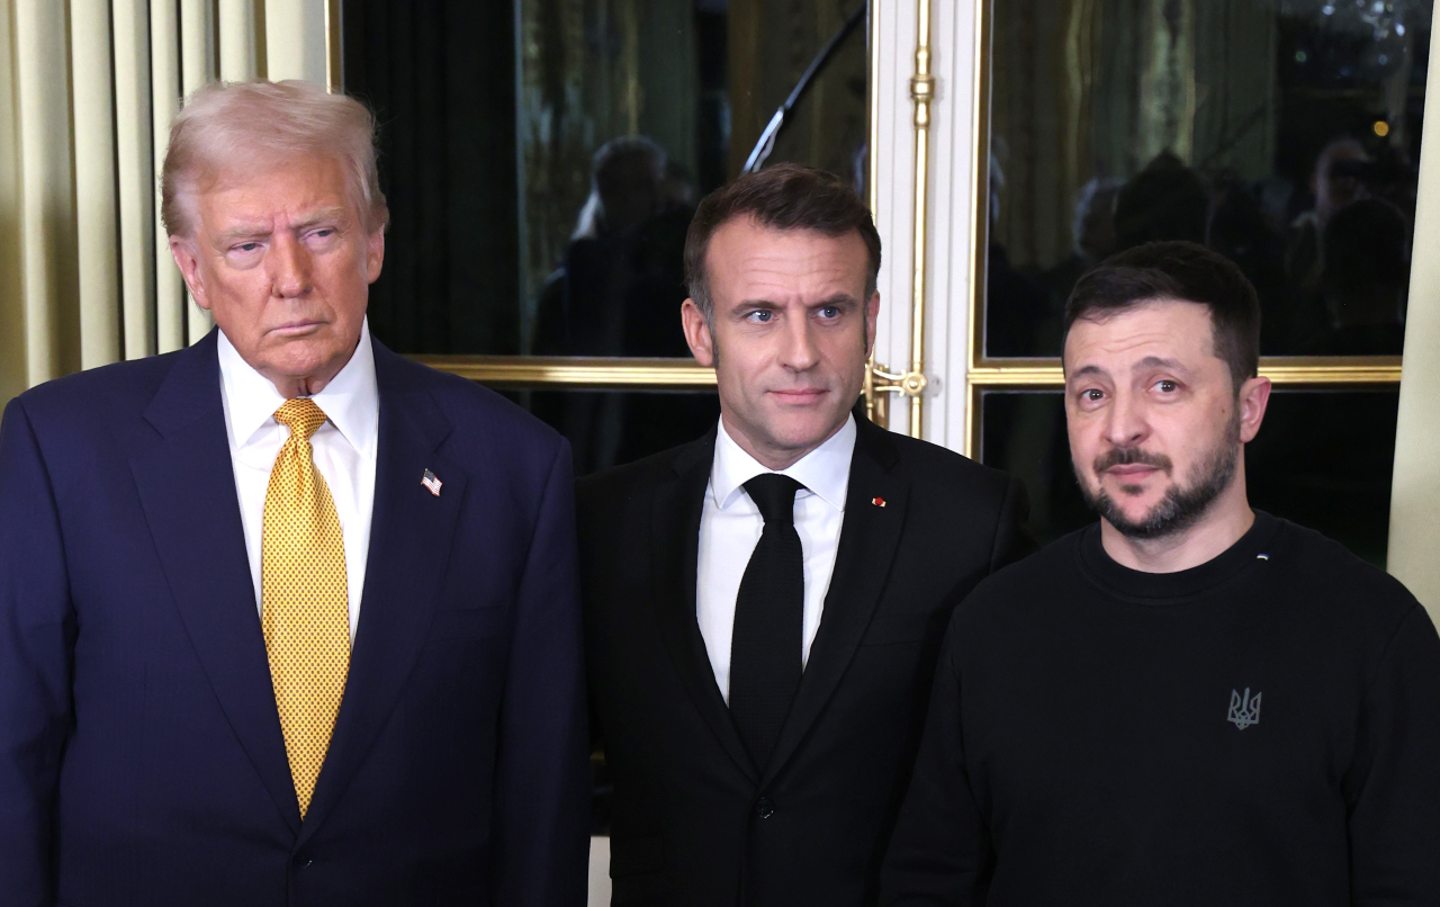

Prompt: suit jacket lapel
xmin=130 ymin=332 xmax=301 ymax=834
xmin=299 ymin=342 xmax=464 ymax=843
xmin=652 ymin=434 xmax=759 ymax=782
xmin=763 ymin=418 xmax=907 ymax=783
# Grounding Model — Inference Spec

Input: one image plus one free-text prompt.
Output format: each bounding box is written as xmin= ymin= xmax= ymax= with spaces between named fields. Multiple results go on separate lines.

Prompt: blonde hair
xmin=161 ymin=79 xmax=388 ymax=237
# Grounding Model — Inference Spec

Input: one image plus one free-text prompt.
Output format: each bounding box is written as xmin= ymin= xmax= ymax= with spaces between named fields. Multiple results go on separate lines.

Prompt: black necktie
xmin=730 ymin=473 xmax=804 ymax=769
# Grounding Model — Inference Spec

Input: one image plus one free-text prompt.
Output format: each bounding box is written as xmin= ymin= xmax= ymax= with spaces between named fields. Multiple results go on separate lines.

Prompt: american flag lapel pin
xmin=421 ymin=468 xmax=443 ymax=497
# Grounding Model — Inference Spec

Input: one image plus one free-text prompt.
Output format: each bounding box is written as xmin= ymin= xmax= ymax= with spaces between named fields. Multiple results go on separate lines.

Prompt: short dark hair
xmin=683 ymin=163 xmax=881 ymax=319
xmin=1064 ymin=241 xmax=1261 ymax=391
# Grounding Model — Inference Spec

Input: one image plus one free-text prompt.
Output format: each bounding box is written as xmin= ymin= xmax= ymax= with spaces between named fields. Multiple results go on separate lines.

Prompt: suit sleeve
xmin=880 ymin=614 xmax=992 ymax=906
xmin=987 ymin=475 xmax=1033 ymax=572
xmin=1346 ymin=603 xmax=1440 ymax=904
xmin=493 ymin=438 xmax=590 ymax=907
xmin=0 ymin=398 xmax=74 ymax=906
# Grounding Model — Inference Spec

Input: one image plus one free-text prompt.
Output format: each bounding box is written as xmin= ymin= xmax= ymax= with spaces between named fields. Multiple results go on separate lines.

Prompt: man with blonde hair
xmin=0 ymin=79 xmax=588 ymax=906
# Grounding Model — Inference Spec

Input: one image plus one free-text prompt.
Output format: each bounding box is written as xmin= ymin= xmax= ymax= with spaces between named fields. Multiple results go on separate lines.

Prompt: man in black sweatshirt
xmin=882 ymin=241 xmax=1440 ymax=905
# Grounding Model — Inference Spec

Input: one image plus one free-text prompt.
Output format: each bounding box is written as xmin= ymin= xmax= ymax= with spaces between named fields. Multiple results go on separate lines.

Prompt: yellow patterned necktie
xmin=262 ymin=397 xmax=349 ymax=819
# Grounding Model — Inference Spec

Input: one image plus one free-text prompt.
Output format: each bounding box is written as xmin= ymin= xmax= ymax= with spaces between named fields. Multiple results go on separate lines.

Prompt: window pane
xmin=342 ymin=0 xmax=870 ymax=356
xmin=985 ymin=0 xmax=1429 ymax=358
xmin=980 ymin=387 xmax=1398 ymax=566
xmin=503 ymin=388 xmax=719 ymax=477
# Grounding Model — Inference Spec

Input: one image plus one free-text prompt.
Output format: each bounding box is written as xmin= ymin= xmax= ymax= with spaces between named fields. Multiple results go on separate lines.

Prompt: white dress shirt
xmin=216 ymin=324 xmax=379 ymax=639
xmin=697 ymin=415 xmax=856 ymax=703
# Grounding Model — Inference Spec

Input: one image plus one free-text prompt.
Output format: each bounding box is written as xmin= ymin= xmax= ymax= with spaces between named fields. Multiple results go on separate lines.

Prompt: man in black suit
xmin=578 ymin=164 xmax=1027 ymax=906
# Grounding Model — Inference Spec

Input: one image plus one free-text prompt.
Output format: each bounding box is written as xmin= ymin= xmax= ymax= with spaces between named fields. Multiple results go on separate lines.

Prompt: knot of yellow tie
xmin=274 ymin=397 xmax=328 ymax=441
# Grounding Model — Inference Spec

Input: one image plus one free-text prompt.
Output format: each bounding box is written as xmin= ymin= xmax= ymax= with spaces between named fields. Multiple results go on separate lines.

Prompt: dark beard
xmin=1077 ymin=418 xmax=1241 ymax=540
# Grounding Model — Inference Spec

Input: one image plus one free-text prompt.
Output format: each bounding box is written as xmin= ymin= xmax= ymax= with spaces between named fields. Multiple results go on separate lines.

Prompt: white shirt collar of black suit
xmin=709 ymin=413 xmax=856 ymax=513
xmin=697 ymin=414 xmax=857 ymax=704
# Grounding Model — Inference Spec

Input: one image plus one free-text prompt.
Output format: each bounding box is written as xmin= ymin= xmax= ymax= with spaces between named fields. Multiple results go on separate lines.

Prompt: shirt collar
xmin=216 ymin=319 xmax=379 ymax=455
xmin=710 ymin=414 xmax=856 ymax=512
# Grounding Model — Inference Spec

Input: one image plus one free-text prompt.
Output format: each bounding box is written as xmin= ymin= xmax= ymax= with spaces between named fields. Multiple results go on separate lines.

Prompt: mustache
xmin=1094 ymin=447 xmax=1173 ymax=473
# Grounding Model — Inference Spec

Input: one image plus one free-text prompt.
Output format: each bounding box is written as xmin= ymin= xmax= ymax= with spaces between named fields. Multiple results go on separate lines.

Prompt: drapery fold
xmin=1389 ymin=13 xmax=1440 ymax=628
xmin=0 ymin=0 xmax=329 ymax=402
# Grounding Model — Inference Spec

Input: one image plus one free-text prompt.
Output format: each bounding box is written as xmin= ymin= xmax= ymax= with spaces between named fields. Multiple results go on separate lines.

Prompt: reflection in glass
xmin=342 ymin=0 xmax=869 ymax=358
xmin=979 ymin=388 xmax=1398 ymax=566
xmin=512 ymin=389 xmax=720 ymax=477
xmin=532 ymin=138 xmax=695 ymax=360
xmin=985 ymin=0 xmax=1430 ymax=358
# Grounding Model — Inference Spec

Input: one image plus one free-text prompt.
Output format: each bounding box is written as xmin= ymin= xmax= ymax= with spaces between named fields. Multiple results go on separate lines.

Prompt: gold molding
xmin=965 ymin=365 xmax=1064 ymax=387
xmin=904 ymin=0 xmax=935 ymax=439
xmin=961 ymin=0 xmax=993 ymax=455
xmin=409 ymin=356 xmax=716 ymax=389
xmin=966 ymin=0 xmax=991 ymax=375
xmin=868 ymin=1 xmax=935 ymax=433
xmin=1252 ymin=359 xmax=1403 ymax=385
xmin=964 ymin=359 xmax=1404 ymax=458
xmin=965 ymin=358 xmax=1402 ymax=387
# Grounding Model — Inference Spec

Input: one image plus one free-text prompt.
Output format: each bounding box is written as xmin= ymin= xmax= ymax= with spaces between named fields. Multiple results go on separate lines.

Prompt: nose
xmin=779 ymin=317 xmax=819 ymax=372
xmin=267 ymin=234 xmax=313 ymax=299
xmin=1102 ymin=389 xmax=1148 ymax=449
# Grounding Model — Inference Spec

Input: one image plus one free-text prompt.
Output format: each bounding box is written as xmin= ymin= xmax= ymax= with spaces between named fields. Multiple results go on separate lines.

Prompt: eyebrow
xmin=1132 ymin=355 xmax=1186 ymax=373
xmin=1067 ymin=364 xmax=1107 ymax=382
xmin=291 ymin=207 xmax=348 ymax=230
xmin=737 ymin=292 xmax=859 ymax=309
xmin=812 ymin=293 xmax=860 ymax=310
xmin=1067 ymin=356 xmax=1188 ymax=382
xmin=214 ymin=224 xmax=270 ymax=245
xmin=214 ymin=207 xmax=349 ymax=244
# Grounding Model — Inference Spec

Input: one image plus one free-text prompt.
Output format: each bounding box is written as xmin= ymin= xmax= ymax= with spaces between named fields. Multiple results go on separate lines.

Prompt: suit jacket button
xmin=756 ymin=796 xmax=774 ymax=820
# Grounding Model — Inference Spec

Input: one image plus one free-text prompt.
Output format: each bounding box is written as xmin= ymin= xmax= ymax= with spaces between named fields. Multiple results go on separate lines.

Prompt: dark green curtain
xmin=343 ymin=1 xmax=522 ymax=354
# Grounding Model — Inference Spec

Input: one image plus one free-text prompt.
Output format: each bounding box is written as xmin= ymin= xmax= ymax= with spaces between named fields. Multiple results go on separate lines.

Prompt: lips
xmin=1105 ymin=463 xmax=1160 ymax=478
xmin=270 ymin=320 xmax=324 ymax=336
xmin=769 ymin=388 xmax=827 ymax=403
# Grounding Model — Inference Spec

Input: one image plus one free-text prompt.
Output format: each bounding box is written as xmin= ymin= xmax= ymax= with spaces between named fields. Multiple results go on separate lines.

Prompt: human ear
xmin=681 ymin=298 xmax=715 ymax=367
xmin=1236 ymin=375 xmax=1272 ymax=443
xmin=168 ymin=236 xmax=210 ymax=310
xmin=365 ymin=228 xmax=385 ymax=283
xmin=864 ymin=292 xmax=880 ymax=356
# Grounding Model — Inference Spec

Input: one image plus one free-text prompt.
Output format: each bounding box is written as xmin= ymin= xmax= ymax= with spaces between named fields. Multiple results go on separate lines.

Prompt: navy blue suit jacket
xmin=0 ymin=332 xmax=589 ymax=906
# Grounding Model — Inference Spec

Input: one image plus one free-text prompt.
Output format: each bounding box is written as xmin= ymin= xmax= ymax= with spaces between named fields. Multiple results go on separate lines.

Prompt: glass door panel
xmin=340 ymin=0 xmax=872 ymax=472
xmin=969 ymin=0 xmax=1427 ymax=567
xmin=982 ymin=0 xmax=1429 ymax=360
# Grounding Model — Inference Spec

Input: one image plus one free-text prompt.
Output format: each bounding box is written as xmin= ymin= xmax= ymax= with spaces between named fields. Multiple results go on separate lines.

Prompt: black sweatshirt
xmin=882 ymin=511 xmax=1440 ymax=906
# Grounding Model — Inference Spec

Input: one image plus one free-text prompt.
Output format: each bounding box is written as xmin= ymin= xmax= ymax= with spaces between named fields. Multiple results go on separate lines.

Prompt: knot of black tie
xmin=743 ymin=474 xmax=802 ymax=525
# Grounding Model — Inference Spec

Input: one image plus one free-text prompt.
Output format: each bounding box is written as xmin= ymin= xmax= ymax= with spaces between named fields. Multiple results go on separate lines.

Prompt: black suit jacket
xmin=578 ymin=417 xmax=1027 ymax=906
